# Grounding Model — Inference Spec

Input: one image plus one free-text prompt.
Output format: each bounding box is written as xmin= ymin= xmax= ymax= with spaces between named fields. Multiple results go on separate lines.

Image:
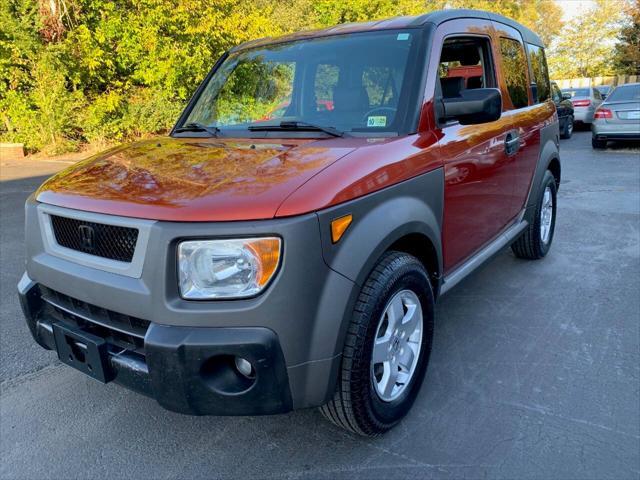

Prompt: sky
xmin=555 ymin=0 xmax=597 ymax=20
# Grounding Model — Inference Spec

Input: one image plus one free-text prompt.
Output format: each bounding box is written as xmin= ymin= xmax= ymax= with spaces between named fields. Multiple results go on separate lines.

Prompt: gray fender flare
xmin=524 ymin=130 xmax=560 ymax=223
xmin=314 ymin=168 xmax=444 ymax=365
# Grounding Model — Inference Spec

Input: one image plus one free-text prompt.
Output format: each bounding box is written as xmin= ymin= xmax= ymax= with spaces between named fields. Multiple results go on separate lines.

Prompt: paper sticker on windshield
xmin=367 ymin=116 xmax=387 ymax=127
xmin=397 ymin=33 xmax=410 ymax=41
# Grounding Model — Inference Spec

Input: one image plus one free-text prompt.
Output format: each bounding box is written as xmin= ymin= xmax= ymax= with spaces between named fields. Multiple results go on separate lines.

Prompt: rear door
xmin=492 ymin=22 xmax=556 ymax=216
xmin=430 ymin=19 xmax=518 ymax=272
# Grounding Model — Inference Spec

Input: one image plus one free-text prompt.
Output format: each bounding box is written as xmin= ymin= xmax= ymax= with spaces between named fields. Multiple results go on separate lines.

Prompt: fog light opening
xmin=235 ymin=356 xmax=255 ymax=379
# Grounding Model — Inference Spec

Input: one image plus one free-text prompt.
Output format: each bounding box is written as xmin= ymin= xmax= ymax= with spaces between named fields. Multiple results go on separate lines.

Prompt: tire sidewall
xmin=359 ymin=259 xmax=434 ymax=427
xmin=565 ymin=116 xmax=573 ymax=138
xmin=533 ymin=171 xmax=557 ymax=256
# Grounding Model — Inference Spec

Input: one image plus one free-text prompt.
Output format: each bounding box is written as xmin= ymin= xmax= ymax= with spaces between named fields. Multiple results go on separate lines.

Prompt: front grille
xmin=39 ymin=286 xmax=150 ymax=355
xmin=50 ymin=215 xmax=138 ymax=262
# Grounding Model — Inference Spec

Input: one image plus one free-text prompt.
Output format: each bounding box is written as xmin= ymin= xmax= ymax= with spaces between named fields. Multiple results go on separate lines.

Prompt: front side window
xmin=181 ymin=30 xmax=424 ymax=136
xmin=527 ymin=43 xmax=550 ymax=103
xmin=499 ymin=37 xmax=529 ymax=109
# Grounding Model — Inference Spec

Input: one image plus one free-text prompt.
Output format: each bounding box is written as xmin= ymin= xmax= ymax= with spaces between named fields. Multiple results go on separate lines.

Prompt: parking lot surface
xmin=1 ymin=131 xmax=639 ymax=479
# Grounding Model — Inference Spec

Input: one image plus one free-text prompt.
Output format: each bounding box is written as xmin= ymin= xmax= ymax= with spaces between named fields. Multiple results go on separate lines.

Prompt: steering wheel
xmin=362 ymin=107 xmax=397 ymax=125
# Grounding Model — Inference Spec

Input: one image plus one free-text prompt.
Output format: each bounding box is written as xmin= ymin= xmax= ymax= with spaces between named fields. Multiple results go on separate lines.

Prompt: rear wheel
xmin=560 ymin=116 xmax=573 ymax=139
xmin=511 ymin=170 xmax=557 ymax=260
xmin=320 ymin=251 xmax=434 ymax=436
xmin=592 ymin=137 xmax=607 ymax=149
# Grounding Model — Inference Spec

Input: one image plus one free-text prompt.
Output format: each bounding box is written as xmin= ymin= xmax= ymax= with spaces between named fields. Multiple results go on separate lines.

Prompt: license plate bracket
xmin=53 ymin=322 xmax=114 ymax=383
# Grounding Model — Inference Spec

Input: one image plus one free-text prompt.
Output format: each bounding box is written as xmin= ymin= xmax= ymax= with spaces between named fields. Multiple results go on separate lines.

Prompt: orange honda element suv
xmin=19 ymin=10 xmax=560 ymax=435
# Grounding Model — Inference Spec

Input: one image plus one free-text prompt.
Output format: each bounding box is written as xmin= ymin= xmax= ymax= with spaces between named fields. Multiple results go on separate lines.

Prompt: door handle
xmin=505 ymin=131 xmax=520 ymax=155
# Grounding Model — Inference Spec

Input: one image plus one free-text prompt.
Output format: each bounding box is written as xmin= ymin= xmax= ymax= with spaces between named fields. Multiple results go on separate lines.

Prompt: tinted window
xmin=606 ymin=84 xmax=640 ymax=102
xmin=500 ymin=37 xmax=529 ymax=108
xmin=183 ymin=30 xmax=423 ymax=135
xmin=562 ymin=88 xmax=590 ymax=97
xmin=593 ymin=89 xmax=602 ymax=100
xmin=527 ymin=44 xmax=550 ymax=103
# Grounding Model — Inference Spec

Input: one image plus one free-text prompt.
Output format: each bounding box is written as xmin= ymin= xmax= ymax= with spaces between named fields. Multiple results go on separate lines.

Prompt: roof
xmin=231 ymin=9 xmax=545 ymax=53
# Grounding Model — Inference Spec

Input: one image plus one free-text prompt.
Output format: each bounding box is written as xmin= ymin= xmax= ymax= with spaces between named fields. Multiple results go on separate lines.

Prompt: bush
xmin=1 ymin=51 xmax=83 ymax=154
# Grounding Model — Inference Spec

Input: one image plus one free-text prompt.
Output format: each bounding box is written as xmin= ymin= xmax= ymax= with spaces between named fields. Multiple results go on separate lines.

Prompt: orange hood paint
xmin=36 ymin=137 xmax=355 ymax=221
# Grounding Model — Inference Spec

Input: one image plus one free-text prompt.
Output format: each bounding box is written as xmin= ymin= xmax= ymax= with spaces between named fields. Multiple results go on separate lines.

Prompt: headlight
xmin=178 ymin=237 xmax=281 ymax=299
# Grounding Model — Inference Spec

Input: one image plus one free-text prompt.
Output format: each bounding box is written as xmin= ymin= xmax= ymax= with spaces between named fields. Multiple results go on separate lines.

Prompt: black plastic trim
xmin=19 ymin=284 xmax=293 ymax=416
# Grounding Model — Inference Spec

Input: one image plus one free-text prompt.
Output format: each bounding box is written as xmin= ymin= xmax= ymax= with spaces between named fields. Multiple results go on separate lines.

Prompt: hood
xmin=36 ymin=137 xmax=354 ymax=221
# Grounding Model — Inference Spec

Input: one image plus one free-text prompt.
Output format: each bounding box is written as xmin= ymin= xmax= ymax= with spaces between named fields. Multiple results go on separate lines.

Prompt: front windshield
xmin=181 ymin=29 xmax=424 ymax=136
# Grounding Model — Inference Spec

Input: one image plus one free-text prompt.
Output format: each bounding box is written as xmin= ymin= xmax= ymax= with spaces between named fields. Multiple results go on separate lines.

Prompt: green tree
xmin=612 ymin=0 xmax=640 ymax=74
xmin=0 ymin=0 xmax=606 ymax=154
xmin=447 ymin=0 xmax=563 ymax=46
xmin=548 ymin=0 xmax=629 ymax=79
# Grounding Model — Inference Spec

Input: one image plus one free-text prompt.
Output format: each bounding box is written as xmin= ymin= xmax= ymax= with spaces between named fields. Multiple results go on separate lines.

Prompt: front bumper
xmin=21 ymin=198 xmax=358 ymax=412
xmin=19 ymin=275 xmax=293 ymax=415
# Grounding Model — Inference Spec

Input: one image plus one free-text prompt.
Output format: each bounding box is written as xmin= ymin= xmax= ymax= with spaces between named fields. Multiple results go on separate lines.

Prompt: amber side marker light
xmin=331 ymin=214 xmax=353 ymax=243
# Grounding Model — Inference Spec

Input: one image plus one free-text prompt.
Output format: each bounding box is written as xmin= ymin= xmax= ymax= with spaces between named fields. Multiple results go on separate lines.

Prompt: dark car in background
xmin=595 ymin=84 xmax=612 ymax=100
xmin=552 ymin=81 xmax=574 ymax=138
xmin=561 ymin=86 xmax=603 ymax=125
xmin=592 ymin=83 xmax=640 ymax=148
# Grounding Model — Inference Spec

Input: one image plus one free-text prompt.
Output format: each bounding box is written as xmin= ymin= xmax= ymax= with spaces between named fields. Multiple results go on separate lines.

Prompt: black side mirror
xmin=562 ymin=93 xmax=571 ymax=100
xmin=441 ymin=88 xmax=502 ymax=125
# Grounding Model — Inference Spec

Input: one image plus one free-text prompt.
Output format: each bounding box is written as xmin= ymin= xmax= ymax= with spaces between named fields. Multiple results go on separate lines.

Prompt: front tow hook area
xmin=52 ymin=322 xmax=115 ymax=383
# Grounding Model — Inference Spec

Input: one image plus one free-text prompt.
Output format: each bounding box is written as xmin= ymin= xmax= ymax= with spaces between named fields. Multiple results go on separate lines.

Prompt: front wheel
xmin=511 ymin=170 xmax=557 ymax=260
xmin=320 ymin=251 xmax=434 ymax=436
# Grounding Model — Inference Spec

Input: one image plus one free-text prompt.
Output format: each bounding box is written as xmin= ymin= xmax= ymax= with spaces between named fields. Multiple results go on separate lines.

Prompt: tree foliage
xmin=547 ymin=0 xmax=630 ymax=79
xmin=0 ymin=0 xmax=627 ymax=153
xmin=613 ymin=0 xmax=640 ymax=74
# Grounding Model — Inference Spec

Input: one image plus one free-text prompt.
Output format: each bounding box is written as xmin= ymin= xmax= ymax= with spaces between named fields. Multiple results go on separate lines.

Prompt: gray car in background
xmin=561 ymin=86 xmax=603 ymax=124
xmin=592 ymin=83 xmax=640 ymax=149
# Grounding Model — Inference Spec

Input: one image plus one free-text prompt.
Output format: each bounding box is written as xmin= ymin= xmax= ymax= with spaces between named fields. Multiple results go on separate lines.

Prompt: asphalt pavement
xmin=1 ymin=131 xmax=639 ymax=479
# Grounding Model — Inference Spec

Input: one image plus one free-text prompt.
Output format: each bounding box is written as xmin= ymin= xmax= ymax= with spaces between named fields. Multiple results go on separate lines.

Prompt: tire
xmin=511 ymin=170 xmax=557 ymax=260
xmin=320 ymin=251 xmax=434 ymax=436
xmin=560 ymin=116 xmax=573 ymax=139
xmin=592 ymin=137 xmax=607 ymax=149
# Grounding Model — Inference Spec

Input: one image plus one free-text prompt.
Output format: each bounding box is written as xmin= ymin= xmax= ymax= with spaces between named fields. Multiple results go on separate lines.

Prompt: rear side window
xmin=499 ymin=37 xmax=529 ymax=109
xmin=527 ymin=44 xmax=550 ymax=103
xmin=314 ymin=64 xmax=339 ymax=112
xmin=362 ymin=66 xmax=399 ymax=110
xmin=606 ymin=84 xmax=640 ymax=102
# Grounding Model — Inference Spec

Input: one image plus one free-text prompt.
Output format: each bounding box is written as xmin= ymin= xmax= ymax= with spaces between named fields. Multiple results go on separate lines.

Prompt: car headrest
xmin=467 ymin=76 xmax=483 ymax=89
xmin=332 ymin=84 xmax=370 ymax=113
xmin=441 ymin=77 xmax=465 ymax=98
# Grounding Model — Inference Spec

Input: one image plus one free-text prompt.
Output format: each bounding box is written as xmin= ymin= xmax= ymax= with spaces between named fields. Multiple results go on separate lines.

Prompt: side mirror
xmin=441 ymin=88 xmax=502 ymax=125
xmin=562 ymin=93 xmax=571 ymax=100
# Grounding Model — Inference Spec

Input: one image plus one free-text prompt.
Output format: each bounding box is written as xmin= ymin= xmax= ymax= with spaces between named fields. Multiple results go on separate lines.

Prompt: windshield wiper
xmin=248 ymin=121 xmax=346 ymax=137
xmin=174 ymin=122 xmax=221 ymax=137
